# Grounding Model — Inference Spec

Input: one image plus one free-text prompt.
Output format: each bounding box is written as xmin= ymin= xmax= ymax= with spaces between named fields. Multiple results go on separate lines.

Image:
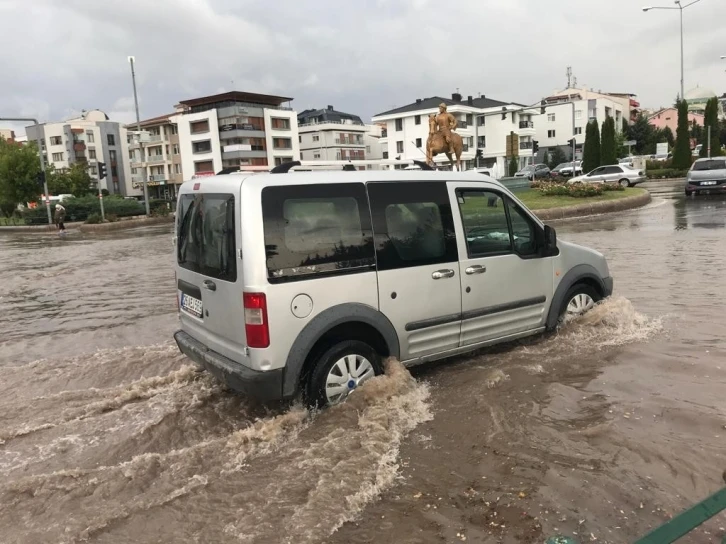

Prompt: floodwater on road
xmin=0 ymin=181 xmax=724 ymax=543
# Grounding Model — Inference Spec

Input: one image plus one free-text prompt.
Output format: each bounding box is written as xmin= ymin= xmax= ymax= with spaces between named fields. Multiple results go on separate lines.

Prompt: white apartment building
xmin=536 ymin=88 xmax=636 ymax=159
xmin=126 ymin=113 xmax=183 ymax=199
xmin=169 ymin=91 xmax=300 ymax=178
xmin=0 ymin=128 xmax=16 ymax=142
xmin=25 ymin=110 xmax=132 ymax=195
xmin=298 ymin=105 xmax=382 ymax=167
xmin=372 ymin=93 xmax=538 ymax=175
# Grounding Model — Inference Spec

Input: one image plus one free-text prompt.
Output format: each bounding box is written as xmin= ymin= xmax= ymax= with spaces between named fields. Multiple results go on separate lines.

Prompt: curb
xmin=0 ymin=221 xmax=83 ymax=233
xmin=532 ymin=190 xmax=651 ymax=221
xmin=79 ymin=215 xmax=174 ymax=232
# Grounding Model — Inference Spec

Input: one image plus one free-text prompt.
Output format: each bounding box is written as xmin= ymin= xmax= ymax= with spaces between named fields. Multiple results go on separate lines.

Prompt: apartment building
xmin=536 ymin=88 xmax=636 ymax=159
xmin=0 ymin=128 xmax=16 ymax=142
xmin=372 ymin=92 xmax=537 ymax=174
xmin=126 ymin=113 xmax=183 ymax=199
xmin=25 ymin=110 xmax=131 ymax=195
xmin=169 ymin=91 xmax=300 ymax=178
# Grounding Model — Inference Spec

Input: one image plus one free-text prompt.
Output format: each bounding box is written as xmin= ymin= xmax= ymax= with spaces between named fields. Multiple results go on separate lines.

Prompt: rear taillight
xmin=243 ymin=292 xmax=269 ymax=348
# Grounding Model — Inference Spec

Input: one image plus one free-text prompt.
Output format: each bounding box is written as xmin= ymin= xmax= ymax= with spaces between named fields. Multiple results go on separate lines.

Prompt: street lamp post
xmin=642 ymin=0 xmax=703 ymax=101
xmin=128 ymin=56 xmax=150 ymax=217
xmin=0 ymin=116 xmax=52 ymax=226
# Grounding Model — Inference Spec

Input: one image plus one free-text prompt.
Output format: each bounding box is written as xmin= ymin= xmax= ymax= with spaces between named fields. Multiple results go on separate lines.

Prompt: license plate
xmin=702 ymin=181 xmax=716 ymax=186
xmin=180 ymin=293 xmax=203 ymax=318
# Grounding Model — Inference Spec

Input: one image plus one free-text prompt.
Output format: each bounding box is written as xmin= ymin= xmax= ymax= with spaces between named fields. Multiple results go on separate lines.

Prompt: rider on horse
xmin=434 ymin=103 xmax=457 ymax=155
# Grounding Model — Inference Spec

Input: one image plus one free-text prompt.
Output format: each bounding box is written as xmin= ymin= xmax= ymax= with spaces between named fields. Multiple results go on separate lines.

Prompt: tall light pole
xmin=0 ymin=116 xmax=52 ymax=226
xmin=642 ymin=0 xmax=703 ymax=101
xmin=128 ymin=56 xmax=150 ymax=217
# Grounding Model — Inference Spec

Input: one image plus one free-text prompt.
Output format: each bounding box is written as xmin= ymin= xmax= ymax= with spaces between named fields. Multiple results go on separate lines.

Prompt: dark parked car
xmin=550 ymin=162 xmax=583 ymax=178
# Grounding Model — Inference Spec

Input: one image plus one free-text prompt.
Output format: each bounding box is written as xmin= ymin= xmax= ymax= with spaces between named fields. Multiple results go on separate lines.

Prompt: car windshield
xmin=520 ymin=165 xmax=535 ymax=172
xmin=692 ymin=160 xmax=726 ymax=171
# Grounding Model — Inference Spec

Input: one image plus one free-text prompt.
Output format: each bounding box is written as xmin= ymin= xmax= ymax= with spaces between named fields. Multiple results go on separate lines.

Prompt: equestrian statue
xmin=426 ymin=103 xmax=463 ymax=171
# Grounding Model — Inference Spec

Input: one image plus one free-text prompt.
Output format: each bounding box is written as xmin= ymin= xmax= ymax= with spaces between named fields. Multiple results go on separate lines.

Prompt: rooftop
xmin=124 ymin=112 xmax=176 ymax=130
xmin=298 ymin=105 xmax=364 ymax=126
xmin=373 ymin=93 xmax=512 ymax=117
xmin=178 ymin=91 xmax=293 ymax=109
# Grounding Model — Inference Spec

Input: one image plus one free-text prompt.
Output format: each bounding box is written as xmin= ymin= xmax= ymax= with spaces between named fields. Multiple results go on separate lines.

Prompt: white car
xmin=568 ymin=165 xmax=646 ymax=187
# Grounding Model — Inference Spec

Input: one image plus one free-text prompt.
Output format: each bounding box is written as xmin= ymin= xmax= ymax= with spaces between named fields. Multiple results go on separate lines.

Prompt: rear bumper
xmin=174 ymin=330 xmax=283 ymax=401
xmin=686 ymin=183 xmax=726 ymax=193
xmin=603 ymin=276 xmax=614 ymax=298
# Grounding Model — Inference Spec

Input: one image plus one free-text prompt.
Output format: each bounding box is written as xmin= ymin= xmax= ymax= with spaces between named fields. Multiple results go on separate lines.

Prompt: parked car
xmin=685 ymin=158 xmax=726 ymax=196
xmin=550 ymin=162 xmax=583 ymax=178
xmin=568 ymin=164 xmax=646 ymax=187
xmin=173 ymin=167 xmax=613 ymax=407
xmin=618 ymin=156 xmax=634 ymax=168
xmin=515 ymin=163 xmax=550 ymax=180
xmin=692 ymin=144 xmax=703 ymax=157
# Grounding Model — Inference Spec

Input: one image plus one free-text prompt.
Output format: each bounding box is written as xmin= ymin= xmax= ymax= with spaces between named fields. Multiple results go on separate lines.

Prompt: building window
xmin=86 ymin=131 xmax=95 ymax=143
xmin=88 ymin=149 xmax=96 ymax=159
xmin=166 ymin=144 xmax=170 ymax=155
xmin=52 ymin=152 xmax=63 ymax=161
xmin=575 ymin=110 xmax=582 ymax=120
xmin=313 ymin=152 xmax=321 ymax=159
xmin=274 ymin=157 xmax=294 ymax=166
xmin=396 ymin=141 xmax=404 ymax=153
xmin=271 ymin=117 xmax=290 ymax=130
xmin=478 ymin=135 xmax=486 ymax=148
xmin=192 ymin=140 xmax=212 ymax=154
xmin=414 ymin=115 xmax=421 ymax=125
xmin=547 ymin=113 xmax=556 ymax=122
xmin=548 ymin=130 xmax=556 ymax=138
xmin=107 ymin=134 xmax=116 ymax=146
xmin=273 ymin=138 xmax=292 ymax=150
xmin=173 ymin=144 xmax=180 ymax=155
xmin=194 ymin=160 xmax=214 ymax=174
xmin=174 ymin=164 xmax=182 ymax=174
xmin=383 ymin=151 xmax=389 ymax=159
xmin=170 ymin=124 xmax=179 ymax=135
xmin=50 ymin=136 xmax=62 ymax=145
xmin=477 ymin=116 xmax=485 ymax=126
xmin=466 ymin=114 xmax=473 ymax=125
xmin=415 ymin=138 xmax=422 ymax=148
xmin=311 ymin=135 xmax=319 ymax=142
xmin=111 ymin=165 xmax=118 ymax=177
xmin=90 ymin=166 xmax=97 ymax=176
xmin=109 ymin=150 xmax=117 ymax=161
xmin=131 ymin=167 xmax=138 ymax=174
xmin=574 ymin=127 xmax=582 ymax=135
xmin=190 ymin=120 xmax=210 ymax=134
xmin=395 ymin=119 xmax=403 ymax=131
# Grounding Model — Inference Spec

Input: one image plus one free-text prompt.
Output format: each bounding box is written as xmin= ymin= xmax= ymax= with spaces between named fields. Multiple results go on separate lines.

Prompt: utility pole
xmin=707 ymin=125 xmax=711 ymax=158
xmin=128 ymin=56 xmax=150 ymax=217
xmin=0 ymin=117 xmax=52 ymax=226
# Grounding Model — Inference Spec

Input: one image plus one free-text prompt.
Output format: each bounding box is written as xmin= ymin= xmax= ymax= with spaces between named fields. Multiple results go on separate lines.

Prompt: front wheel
xmin=305 ymin=340 xmax=382 ymax=408
xmin=558 ymin=284 xmax=602 ymax=325
xmin=619 ymin=178 xmax=631 ymax=187
xmin=685 ymin=190 xmax=693 ymax=197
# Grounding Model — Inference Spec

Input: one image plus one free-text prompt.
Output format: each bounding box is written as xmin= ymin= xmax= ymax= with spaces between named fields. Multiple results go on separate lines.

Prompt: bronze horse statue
xmin=426 ymin=114 xmax=463 ymax=171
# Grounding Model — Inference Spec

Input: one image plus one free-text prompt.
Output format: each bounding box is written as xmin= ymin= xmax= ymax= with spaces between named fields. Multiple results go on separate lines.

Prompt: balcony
xmin=147 ymin=155 xmax=165 ymax=163
xmin=457 ymin=121 xmax=469 ymax=129
xmin=148 ymin=135 xmax=164 ymax=142
xmin=149 ymin=175 xmax=167 ymax=182
xmin=73 ymin=141 xmax=86 ymax=151
xmin=517 ymin=121 xmax=536 ymax=137
xmin=520 ymin=141 xmax=533 ymax=149
xmin=335 ymin=138 xmax=365 ymax=146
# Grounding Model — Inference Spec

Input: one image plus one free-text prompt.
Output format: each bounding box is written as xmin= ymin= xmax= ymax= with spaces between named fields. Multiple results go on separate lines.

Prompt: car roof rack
xmin=269 ymin=159 xmax=436 ymax=173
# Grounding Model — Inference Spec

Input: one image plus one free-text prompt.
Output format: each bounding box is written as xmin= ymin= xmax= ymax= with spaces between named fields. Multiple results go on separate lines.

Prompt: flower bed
xmin=529 ymin=181 xmax=624 ymax=198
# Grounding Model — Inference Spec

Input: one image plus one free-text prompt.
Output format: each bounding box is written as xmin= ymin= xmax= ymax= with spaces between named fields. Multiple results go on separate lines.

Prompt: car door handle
xmin=432 ymin=269 xmax=455 ymax=280
xmin=202 ymin=280 xmax=217 ymax=291
xmin=465 ymin=265 xmax=486 ymax=275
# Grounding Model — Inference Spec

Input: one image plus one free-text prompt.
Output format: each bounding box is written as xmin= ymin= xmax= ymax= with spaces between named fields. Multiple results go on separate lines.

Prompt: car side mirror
xmin=543 ymin=224 xmax=557 ymax=256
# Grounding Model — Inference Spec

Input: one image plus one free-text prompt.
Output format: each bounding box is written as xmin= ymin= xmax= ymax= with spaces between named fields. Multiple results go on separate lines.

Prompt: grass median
xmin=515 ymin=187 xmax=645 ymax=210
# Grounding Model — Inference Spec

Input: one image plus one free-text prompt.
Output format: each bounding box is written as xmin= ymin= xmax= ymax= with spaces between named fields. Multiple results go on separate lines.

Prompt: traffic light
xmin=36 ymin=171 xmax=46 ymax=187
xmin=475 ymin=148 xmax=483 ymax=160
xmin=567 ymin=138 xmax=576 ymax=148
xmin=532 ymin=140 xmax=539 ymax=154
xmin=501 ymin=106 xmax=507 ymax=120
xmin=98 ymin=162 xmax=107 ymax=179
xmin=540 ymin=100 xmax=546 ymax=114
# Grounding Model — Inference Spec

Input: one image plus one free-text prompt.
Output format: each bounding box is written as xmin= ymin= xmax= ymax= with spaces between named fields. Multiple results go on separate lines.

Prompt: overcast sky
xmin=2 ymin=0 xmax=725 ymax=136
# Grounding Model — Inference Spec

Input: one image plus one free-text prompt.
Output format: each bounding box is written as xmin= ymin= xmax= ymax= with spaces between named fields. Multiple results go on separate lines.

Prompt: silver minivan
xmin=174 ymin=167 xmax=613 ymax=406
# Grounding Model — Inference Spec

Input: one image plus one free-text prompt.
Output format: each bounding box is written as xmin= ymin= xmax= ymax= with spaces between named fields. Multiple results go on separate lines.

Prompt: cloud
xmin=1 ymin=0 xmax=725 ymax=137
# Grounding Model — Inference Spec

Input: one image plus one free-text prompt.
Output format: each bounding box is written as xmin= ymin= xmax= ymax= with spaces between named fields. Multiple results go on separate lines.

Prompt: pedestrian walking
xmin=54 ymin=203 xmax=66 ymax=235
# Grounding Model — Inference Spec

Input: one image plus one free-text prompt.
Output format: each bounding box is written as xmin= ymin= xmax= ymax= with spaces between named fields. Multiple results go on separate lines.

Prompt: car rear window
xmin=177 ymin=193 xmax=237 ymax=282
xmin=261 ymin=183 xmax=374 ymax=283
xmin=692 ymin=160 xmax=726 ymax=171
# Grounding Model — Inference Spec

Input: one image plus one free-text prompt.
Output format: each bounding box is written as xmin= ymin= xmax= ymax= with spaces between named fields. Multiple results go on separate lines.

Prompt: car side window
xmin=589 ymin=167 xmax=603 ymax=176
xmin=368 ymin=181 xmax=457 ymax=270
xmin=505 ymin=199 xmax=538 ymax=257
xmin=456 ymin=190 xmax=512 ymax=257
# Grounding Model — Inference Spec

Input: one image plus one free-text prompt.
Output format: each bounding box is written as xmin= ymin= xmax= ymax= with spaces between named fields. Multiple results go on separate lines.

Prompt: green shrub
xmin=602 ymin=183 xmax=626 ymax=192
xmin=22 ymin=195 xmax=144 ymax=225
xmin=105 ymin=213 xmax=119 ymax=223
xmin=85 ymin=213 xmax=103 ymax=224
xmin=646 ymin=168 xmax=688 ymax=179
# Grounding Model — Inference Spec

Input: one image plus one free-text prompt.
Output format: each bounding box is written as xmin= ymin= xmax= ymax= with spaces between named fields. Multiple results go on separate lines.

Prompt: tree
xmin=629 ymin=114 xmax=655 ymax=156
xmin=582 ymin=120 xmax=600 ymax=173
xmin=600 ymin=117 xmax=617 ymax=165
xmin=548 ymin=146 xmax=567 ymax=169
xmin=47 ymin=162 xmax=94 ymax=197
xmin=621 ymin=118 xmax=630 ymax=139
xmin=662 ymin=126 xmax=675 ymax=148
xmin=699 ymin=97 xmax=722 ymax=157
xmin=508 ymin=156 xmax=519 ymax=177
xmin=672 ymin=99 xmax=692 ymax=169
xmin=0 ymin=139 xmax=42 ymax=216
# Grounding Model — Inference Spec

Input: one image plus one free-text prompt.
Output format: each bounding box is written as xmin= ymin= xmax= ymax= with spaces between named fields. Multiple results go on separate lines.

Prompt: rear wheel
xmin=558 ymin=283 xmax=602 ymax=325
xmin=619 ymin=178 xmax=631 ymax=187
xmin=305 ymin=340 xmax=382 ymax=408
